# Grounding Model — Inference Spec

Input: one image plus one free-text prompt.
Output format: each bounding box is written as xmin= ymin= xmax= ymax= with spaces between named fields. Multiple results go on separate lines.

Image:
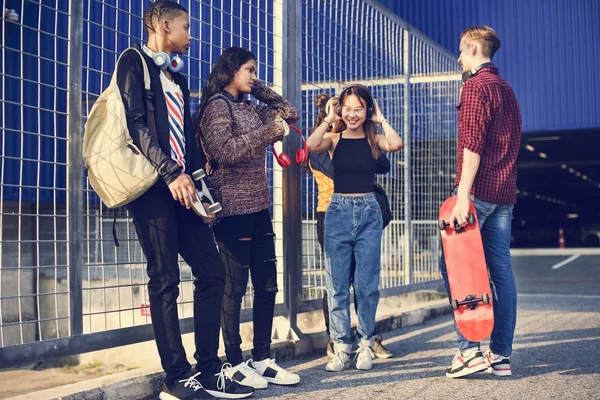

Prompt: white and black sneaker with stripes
xmin=484 ymin=350 xmax=512 ymax=376
xmin=251 ymin=358 xmax=300 ymax=386
xmin=226 ymin=360 xmax=268 ymax=390
xmin=199 ymin=364 xmax=255 ymax=399
xmin=159 ymin=372 xmax=213 ymax=400
xmin=445 ymin=348 xmax=488 ymax=378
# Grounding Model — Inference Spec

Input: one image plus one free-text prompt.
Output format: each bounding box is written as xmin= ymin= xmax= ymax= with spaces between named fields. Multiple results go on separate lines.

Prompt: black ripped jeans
xmin=214 ymin=208 xmax=278 ymax=366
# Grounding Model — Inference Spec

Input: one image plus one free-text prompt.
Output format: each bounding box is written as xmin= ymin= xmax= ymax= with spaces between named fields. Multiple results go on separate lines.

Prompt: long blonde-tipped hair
xmin=313 ymin=93 xmax=331 ymax=131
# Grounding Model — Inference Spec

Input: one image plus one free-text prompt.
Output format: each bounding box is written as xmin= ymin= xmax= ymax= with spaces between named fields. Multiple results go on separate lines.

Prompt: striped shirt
xmin=160 ymin=71 xmax=186 ymax=169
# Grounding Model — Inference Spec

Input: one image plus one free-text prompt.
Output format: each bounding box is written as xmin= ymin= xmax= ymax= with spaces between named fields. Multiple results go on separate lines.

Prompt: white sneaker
xmin=484 ymin=350 xmax=512 ymax=376
xmin=445 ymin=348 xmax=487 ymax=378
xmin=355 ymin=343 xmax=375 ymax=370
xmin=227 ymin=360 xmax=268 ymax=390
xmin=326 ymin=350 xmax=350 ymax=372
xmin=251 ymin=358 xmax=301 ymax=386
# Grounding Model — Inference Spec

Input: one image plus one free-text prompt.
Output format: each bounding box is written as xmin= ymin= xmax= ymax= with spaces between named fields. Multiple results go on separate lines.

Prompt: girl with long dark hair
xmin=195 ymin=47 xmax=300 ymax=389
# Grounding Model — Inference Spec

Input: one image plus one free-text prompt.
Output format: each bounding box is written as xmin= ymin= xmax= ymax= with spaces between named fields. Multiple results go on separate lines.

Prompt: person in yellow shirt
xmin=308 ymin=93 xmax=394 ymax=360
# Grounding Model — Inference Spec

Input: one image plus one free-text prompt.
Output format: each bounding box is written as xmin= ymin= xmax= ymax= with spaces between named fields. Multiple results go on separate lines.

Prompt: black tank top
xmin=332 ymin=132 xmax=376 ymax=193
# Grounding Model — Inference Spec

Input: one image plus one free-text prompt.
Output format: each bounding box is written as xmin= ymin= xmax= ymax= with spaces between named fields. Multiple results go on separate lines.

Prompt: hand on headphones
xmin=324 ymin=97 xmax=342 ymax=123
xmin=370 ymin=100 xmax=386 ymax=124
xmin=274 ymin=116 xmax=289 ymax=137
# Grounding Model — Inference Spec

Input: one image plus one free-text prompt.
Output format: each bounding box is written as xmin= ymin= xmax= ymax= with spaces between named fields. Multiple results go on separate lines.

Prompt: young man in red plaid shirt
xmin=442 ymin=26 xmax=522 ymax=378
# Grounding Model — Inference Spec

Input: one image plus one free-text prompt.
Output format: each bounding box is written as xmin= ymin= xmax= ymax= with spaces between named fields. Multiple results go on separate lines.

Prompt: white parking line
xmin=519 ymin=293 xmax=600 ymax=299
xmin=550 ymin=254 xmax=581 ymax=270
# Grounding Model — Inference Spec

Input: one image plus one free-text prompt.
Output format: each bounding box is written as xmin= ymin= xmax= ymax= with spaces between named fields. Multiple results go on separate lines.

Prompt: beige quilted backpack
xmin=83 ymin=47 xmax=159 ymax=208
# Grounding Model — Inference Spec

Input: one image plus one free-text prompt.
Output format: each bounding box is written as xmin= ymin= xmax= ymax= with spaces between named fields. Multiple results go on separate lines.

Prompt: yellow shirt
xmin=309 ymin=160 xmax=334 ymax=212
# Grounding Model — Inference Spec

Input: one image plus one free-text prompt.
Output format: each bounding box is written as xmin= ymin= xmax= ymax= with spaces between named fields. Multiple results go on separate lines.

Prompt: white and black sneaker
xmin=445 ymin=348 xmax=488 ymax=378
xmin=251 ymin=358 xmax=301 ymax=386
xmin=484 ymin=350 xmax=512 ymax=376
xmin=200 ymin=364 xmax=255 ymax=399
xmin=159 ymin=372 xmax=214 ymax=400
xmin=227 ymin=360 xmax=269 ymax=390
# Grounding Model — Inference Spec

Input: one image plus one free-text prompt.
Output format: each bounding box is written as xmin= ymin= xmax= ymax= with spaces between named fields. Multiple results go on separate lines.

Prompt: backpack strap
xmin=112 ymin=209 xmax=120 ymax=247
xmin=113 ymin=47 xmax=151 ymax=92
xmin=111 ymin=47 xmax=155 ymax=248
xmin=128 ymin=48 xmax=157 ymax=147
xmin=199 ymin=94 xmax=234 ymax=176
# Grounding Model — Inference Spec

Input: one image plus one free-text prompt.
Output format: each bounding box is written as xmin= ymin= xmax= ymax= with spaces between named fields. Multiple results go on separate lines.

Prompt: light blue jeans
xmin=440 ymin=195 xmax=517 ymax=357
xmin=324 ymin=193 xmax=383 ymax=353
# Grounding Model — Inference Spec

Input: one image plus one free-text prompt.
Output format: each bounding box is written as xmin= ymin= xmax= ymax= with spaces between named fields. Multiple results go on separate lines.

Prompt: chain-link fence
xmin=298 ymin=0 xmax=461 ymax=304
xmin=0 ymin=0 xmax=460 ymax=367
xmin=79 ymin=0 xmax=287 ymax=337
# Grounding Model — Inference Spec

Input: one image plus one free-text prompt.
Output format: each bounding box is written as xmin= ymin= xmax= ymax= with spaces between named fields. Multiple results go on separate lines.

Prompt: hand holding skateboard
xmin=189 ymin=169 xmax=222 ymax=220
xmin=439 ymin=196 xmax=494 ymax=342
xmin=438 ymin=213 xmax=476 ymax=233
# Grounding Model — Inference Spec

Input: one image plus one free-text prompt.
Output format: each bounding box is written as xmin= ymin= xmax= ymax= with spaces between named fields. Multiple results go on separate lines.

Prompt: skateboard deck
xmin=439 ymin=196 xmax=494 ymax=342
xmin=189 ymin=169 xmax=222 ymax=217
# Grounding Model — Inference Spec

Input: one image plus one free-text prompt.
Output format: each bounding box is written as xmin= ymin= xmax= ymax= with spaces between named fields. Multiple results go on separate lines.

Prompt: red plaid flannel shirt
xmin=455 ymin=66 xmax=522 ymax=204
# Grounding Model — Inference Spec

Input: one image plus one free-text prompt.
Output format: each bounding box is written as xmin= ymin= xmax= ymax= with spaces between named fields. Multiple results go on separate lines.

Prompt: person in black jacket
xmin=115 ymin=2 xmax=253 ymax=399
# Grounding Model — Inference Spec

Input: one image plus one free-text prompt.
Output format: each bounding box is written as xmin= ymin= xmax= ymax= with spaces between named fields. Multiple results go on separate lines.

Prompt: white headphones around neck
xmin=142 ymin=44 xmax=184 ymax=73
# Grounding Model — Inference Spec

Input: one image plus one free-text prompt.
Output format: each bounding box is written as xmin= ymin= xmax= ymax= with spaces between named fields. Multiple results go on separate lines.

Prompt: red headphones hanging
xmin=272 ymin=124 xmax=308 ymax=168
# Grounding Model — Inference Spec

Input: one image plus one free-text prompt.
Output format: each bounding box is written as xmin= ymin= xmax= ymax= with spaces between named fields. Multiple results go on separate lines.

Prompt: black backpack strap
xmin=199 ymin=94 xmax=234 ymax=176
xmin=112 ymin=209 xmax=120 ymax=247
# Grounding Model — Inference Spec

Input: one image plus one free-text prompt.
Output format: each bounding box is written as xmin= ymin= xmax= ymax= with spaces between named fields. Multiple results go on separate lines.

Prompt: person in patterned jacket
xmin=195 ymin=47 xmax=301 ymax=389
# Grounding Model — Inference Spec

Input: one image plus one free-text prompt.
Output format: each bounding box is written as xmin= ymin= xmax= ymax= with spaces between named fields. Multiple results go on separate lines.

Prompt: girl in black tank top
xmin=306 ymin=85 xmax=403 ymax=372
xmin=332 ymin=131 xmax=376 ymax=193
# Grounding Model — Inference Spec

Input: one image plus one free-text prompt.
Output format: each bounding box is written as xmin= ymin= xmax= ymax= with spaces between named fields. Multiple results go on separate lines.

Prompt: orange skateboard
xmin=439 ymin=196 xmax=494 ymax=342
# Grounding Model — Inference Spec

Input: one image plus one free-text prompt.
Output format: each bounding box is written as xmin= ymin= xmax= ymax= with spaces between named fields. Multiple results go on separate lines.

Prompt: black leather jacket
xmin=116 ymin=44 xmax=204 ymax=189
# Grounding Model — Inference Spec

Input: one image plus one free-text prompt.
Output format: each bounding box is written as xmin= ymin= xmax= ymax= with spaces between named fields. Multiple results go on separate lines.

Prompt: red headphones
xmin=272 ymin=125 xmax=308 ymax=168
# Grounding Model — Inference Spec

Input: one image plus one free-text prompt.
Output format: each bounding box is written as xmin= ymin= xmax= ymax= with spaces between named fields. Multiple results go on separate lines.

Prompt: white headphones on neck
xmin=142 ymin=44 xmax=184 ymax=73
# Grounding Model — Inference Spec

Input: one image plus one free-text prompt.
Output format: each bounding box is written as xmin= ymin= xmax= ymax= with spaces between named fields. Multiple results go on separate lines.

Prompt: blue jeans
xmin=324 ymin=193 xmax=383 ymax=353
xmin=440 ymin=195 xmax=517 ymax=357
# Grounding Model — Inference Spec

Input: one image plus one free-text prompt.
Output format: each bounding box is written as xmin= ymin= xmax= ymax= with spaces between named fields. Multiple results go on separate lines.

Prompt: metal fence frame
xmin=0 ymin=0 xmax=460 ymax=368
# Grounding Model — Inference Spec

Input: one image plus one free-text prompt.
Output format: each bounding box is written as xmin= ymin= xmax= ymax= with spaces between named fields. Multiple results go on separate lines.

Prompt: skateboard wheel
xmin=208 ymin=203 xmax=222 ymax=214
xmin=482 ymin=293 xmax=490 ymax=304
xmin=192 ymin=169 xmax=206 ymax=181
xmin=438 ymin=220 xmax=447 ymax=231
xmin=467 ymin=213 xmax=475 ymax=225
xmin=451 ymin=299 xmax=459 ymax=310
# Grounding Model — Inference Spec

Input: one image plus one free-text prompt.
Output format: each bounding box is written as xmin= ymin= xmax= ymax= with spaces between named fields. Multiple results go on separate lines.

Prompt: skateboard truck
xmin=189 ymin=168 xmax=222 ymax=217
xmin=451 ymin=293 xmax=491 ymax=311
xmin=438 ymin=213 xmax=476 ymax=233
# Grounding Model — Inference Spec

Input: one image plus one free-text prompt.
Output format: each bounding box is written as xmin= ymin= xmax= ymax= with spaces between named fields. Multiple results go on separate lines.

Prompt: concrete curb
xmin=8 ymin=299 xmax=451 ymax=400
xmin=511 ymin=248 xmax=600 ymax=256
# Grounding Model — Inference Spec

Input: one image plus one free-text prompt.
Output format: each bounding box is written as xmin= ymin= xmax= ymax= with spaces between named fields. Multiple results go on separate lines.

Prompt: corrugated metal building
xmin=378 ymin=0 xmax=600 ymax=245
xmin=378 ymin=0 xmax=600 ymax=133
